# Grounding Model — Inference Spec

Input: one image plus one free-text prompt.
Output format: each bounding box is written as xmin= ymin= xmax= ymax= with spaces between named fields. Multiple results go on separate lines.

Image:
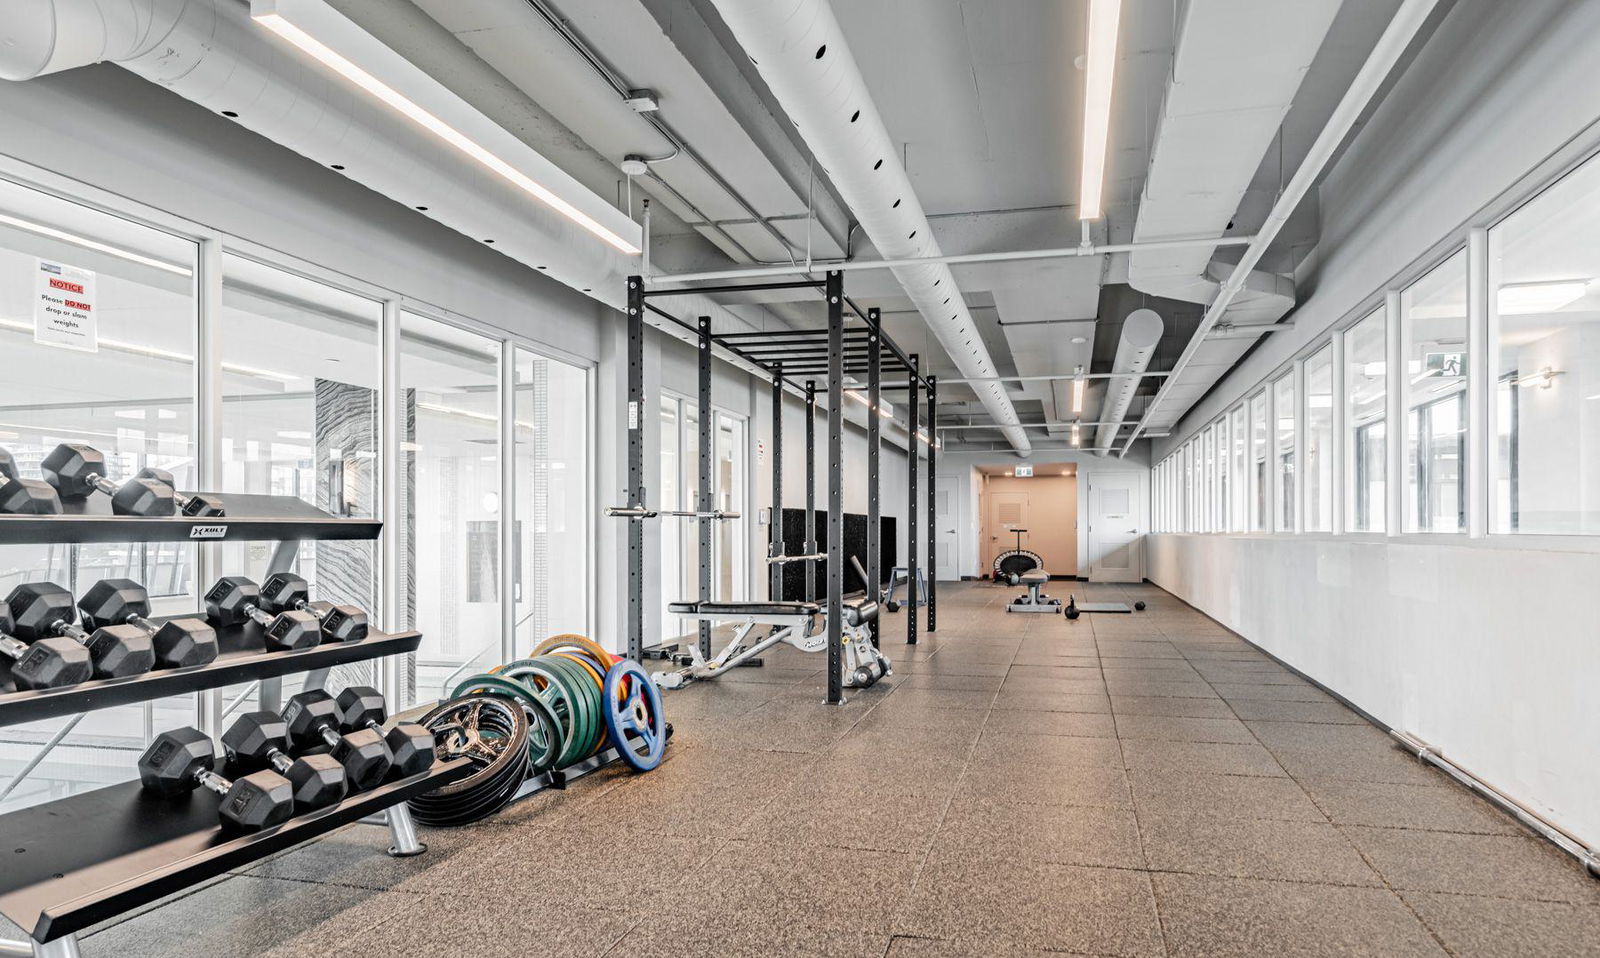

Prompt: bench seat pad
xmin=1019 ymin=570 xmax=1051 ymax=583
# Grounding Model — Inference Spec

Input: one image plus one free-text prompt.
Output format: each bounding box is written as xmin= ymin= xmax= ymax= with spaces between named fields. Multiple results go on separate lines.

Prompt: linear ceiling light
xmin=252 ymin=0 xmax=641 ymax=256
xmin=1071 ymin=365 xmax=1086 ymax=413
xmin=1498 ymin=280 xmax=1588 ymax=315
xmin=1078 ymin=0 xmax=1122 ymax=220
xmin=0 ymin=212 xmax=192 ymax=276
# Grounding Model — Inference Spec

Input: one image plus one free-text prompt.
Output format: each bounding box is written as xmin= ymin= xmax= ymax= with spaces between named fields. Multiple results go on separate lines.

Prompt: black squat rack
xmin=615 ymin=270 xmax=938 ymax=705
xmin=0 ymin=494 xmax=470 ymax=958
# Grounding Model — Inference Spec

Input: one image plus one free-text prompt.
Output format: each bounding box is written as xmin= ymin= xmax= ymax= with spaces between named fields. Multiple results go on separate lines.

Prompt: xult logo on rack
xmin=188 ymin=525 xmax=228 ymax=539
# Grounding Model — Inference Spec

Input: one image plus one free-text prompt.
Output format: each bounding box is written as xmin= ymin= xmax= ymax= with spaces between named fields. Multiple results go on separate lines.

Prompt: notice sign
xmin=1014 ymin=464 xmax=1034 ymax=477
xmin=34 ymin=259 xmax=97 ymax=352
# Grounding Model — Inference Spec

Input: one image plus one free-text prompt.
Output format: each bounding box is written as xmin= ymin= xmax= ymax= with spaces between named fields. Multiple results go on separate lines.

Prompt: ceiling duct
xmin=0 ymin=0 xmax=651 ymax=311
xmin=1126 ymin=0 xmax=1342 ymax=422
xmin=1093 ymin=308 xmax=1163 ymax=454
xmin=703 ymin=0 xmax=1032 ymax=456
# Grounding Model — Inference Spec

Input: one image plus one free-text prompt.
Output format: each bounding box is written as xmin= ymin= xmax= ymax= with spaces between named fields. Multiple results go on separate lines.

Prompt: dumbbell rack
xmin=0 ymin=492 xmax=472 ymax=958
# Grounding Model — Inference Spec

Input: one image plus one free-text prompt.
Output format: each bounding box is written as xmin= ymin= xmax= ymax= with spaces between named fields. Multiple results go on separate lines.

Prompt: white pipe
xmin=705 ymin=0 xmax=1032 ymax=456
xmin=647 ymin=235 xmax=1256 ymax=286
xmin=1206 ymin=321 xmax=1296 ymax=340
xmin=1094 ymin=308 xmax=1163 ymax=455
xmin=1391 ymin=730 xmax=1599 ymax=876
xmin=1120 ymin=0 xmax=1443 ymax=457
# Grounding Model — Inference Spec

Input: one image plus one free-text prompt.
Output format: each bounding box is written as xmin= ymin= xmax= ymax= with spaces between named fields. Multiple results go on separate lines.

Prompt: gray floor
xmin=17 ymin=581 xmax=1600 ymax=956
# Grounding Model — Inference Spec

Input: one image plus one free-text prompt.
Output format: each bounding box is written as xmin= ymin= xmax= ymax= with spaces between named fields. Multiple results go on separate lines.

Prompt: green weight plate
xmin=539 ymin=654 xmax=599 ymax=762
xmin=520 ymin=685 xmax=563 ymax=774
xmin=547 ymin=654 xmax=603 ymax=761
xmin=515 ymin=659 xmax=589 ymax=766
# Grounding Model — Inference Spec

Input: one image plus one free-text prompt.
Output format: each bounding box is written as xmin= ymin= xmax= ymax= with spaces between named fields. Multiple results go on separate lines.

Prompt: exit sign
xmin=1014 ymin=465 xmax=1034 ymax=477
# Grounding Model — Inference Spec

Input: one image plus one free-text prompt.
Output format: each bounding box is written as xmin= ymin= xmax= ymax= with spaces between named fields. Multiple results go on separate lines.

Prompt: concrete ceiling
xmin=385 ymin=0 xmax=1419 ymax=451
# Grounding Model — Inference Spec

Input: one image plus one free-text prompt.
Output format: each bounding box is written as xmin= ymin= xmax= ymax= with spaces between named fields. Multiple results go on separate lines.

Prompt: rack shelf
xmin=0 ymin=758 xmax=473 ymax=944
xmin=0 ymin=492 xmax=381 ymax=545
xmin=0 ymin=623 xmax=421 ymax=728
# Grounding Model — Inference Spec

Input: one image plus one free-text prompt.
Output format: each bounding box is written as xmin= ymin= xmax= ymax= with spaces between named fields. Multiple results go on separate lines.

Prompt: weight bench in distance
xmin=1006 ymin=569 xmax=1062 ymax=614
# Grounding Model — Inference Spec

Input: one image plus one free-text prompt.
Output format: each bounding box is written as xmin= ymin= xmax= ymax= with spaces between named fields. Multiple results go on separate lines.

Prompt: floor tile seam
xmin=903 ymin=722 xmax=984 ymax=897
xmin=1220 ymin=685 xmax=1458 ymax=956
xmin=1393 ymin=887 xmax=1600 ymax=908
xmin=1093 ymin=631 xmax=1171 ymax=958
xmin=1321 ymin=819 xmax=1527 ymax=838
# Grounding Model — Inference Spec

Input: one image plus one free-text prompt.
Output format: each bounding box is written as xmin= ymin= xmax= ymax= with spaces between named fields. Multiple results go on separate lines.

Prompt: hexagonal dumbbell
xmin=6 ymin=582 xmax=155 ymax=679
xmin=0 ymin=602 xmax=91 ymax=690
xmin=135 ymin=466 xmax=225 ymax=517
xmin=40 ymin=443 xmax=176 ymax=516
xmin=335 ymin=685 xmax=436 ymax=778
xmin=0 ymin=447 xmax=62 ymax=515
xmin=222 ymin=711 xmax=348 ymax=811
xmin=204 ymin=576 xmax=320 ymax=652
xmin=78 ymin=578 xmax=220 ymax=670
xmin=282 ymin=689 xmax=393 ymax=791
xmin=259 ymin=573 xmax=369 ymax=643
xmin=138 ymin=726 xmax=294 ymax=831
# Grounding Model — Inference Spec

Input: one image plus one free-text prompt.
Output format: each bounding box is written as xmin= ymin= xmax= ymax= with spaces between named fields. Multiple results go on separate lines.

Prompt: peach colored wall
xmin=981 ymin=474 xmax=1077 ymax=576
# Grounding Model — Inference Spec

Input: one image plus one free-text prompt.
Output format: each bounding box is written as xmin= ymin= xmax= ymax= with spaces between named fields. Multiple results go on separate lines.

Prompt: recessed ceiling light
xmin=1071 ymin=336 xmax=1087 ymax=344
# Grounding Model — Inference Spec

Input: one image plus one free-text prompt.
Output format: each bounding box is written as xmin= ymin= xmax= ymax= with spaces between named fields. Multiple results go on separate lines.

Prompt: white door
xmin=935 ymin=475 xmax=959 ymax=580
xmin=1087 ymin=473 xmax=1145 ymax=582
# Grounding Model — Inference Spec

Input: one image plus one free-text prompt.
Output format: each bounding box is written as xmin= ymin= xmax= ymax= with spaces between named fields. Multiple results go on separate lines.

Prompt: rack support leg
xmin=384 ymin=805 xmax=427 ymax=857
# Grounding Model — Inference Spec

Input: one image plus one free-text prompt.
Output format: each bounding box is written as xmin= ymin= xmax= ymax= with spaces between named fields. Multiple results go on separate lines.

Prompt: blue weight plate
xmin=601 ymin=660 xmax=667 ymax=772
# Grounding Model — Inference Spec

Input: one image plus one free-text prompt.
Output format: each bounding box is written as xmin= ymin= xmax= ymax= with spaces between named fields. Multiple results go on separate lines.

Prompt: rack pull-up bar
xmin=767 ymin=553 xmax=827 ymax=565
xmin=604 ymin=507 xmax=742 ymax=520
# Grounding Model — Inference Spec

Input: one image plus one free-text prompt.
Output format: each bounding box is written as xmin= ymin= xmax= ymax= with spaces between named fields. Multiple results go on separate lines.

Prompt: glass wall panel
xmin=0 ymin=176 xmax=198 ymax=812
xmin=1214 ymin=419 xmax=1229 ymax=532
xmin=1305 ymin=345 xmax=1335 ymax=531
xmin=1402 ymin=251 xmax=1468 ymax=533
xmin=1202 ymin=426 xmax=1215 ymax=532
xmin=713 ymin=412 xmax=747 ymax=600
xmin=513 ymin=348 xmax=588 ymax=654
xmin=656 ymin=396 xmax=680 ymax=641
xmin=1188 ymin=439 xmax=1200 ymax=531
xmin=1274 ymin=374 xmax=1297 ymax=532
xmin=1250 ymin=393 xmax=1268 ymax=531
xmin=1345 ymin=310 xmax=1387 ymax=532
xmin=1489 ymin=152 xmax=1600 ymax=534
xmin=217 ymin=257 xmax=382 ymax=705
xmin=1229 ymin=406 xmax=1247 ymax=532
xmin=398 ymin=313 xmax=500 ymax=706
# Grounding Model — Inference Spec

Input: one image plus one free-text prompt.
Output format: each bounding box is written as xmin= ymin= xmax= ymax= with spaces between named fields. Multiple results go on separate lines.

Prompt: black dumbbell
xmin=259 ymin=573 xmax=368 ymax=642
xmin=135 ymin=466 xmax=225 ymax=517
xmin=0 ymin=448 xmax=62 ymax=515
xmin=0 ymin=602 xmax=91 ymax=689
xmin=1134 ymin=601 xmax=1147 ymax=611
xmin=138 ymin=726 xmax=294 ymax=830
xmin=204 ymin=576 xmax=319 ymax=651
xmin=283 ymin=689 xmax=393 ymax=791
xmin=335 ymin=686 xmax=435 ymax=778
xmin=222 ymin=711 xmax=348 ymax=810
xmin=40 ymin=443 xmax=175 ymax=516
xmin=6 ymin=582 xmax=155 ymax=679
xmin=78 ymin=578 xmax=220 ymax=669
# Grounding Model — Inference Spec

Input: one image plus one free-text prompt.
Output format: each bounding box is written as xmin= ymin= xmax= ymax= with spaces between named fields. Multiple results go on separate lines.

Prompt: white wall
xmin=1149 ymin=533 xmax=1600 ymax=850
xmin=1146 ymin=0 xmax=1600 ymax=853
xmin=937 ymin=448 xmax=1151 ymax=580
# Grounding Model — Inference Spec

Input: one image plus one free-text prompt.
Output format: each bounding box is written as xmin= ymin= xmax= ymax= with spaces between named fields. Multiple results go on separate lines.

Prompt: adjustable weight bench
xmin=1006 ymin=569 xmax=1062 ymax=614
xmin=656 ymin=598 xmax=892 ymax=691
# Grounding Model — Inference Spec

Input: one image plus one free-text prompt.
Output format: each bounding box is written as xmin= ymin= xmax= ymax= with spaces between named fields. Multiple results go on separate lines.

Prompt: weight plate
xmin=505 ymin=661 xmax=584 ymax=767
xmin=408 ymin=695 xmax=530 ymax=826
xmin=451 ymin=673 xmax=563 ymax=772
xmin=520 ymin=657 xmax=593 ymax=766
xmin=550 ymin=651 xmax=613 ymax=750
xmin=541 ymin=654 xmax=602 ymax=760
xmin=533 ymin=635 xmax=618 ymax=669
xmin=602 ymin=661 xmax=667 ymax=772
